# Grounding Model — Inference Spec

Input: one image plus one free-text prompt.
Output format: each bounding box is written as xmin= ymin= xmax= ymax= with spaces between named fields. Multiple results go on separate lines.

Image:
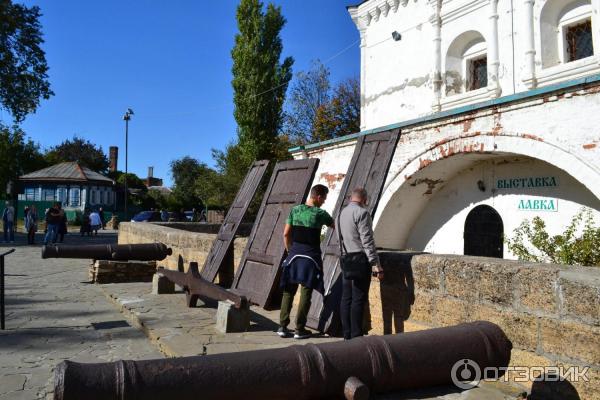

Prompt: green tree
xmin=0 ymin=124 xmax=46 ymax=198
xmin=506 ymin=207 xmax=600 ymax=267
xmin=115 ymin=172 xmax=146 ymax=190
xmin=313 ymin=77 xmax=361 ymax=142
xmin=0 ymin=0 xmax=53 ymax=122
xmin=45 ymin=136 xmax=110 ymax=173
xmin=231 ymin=0 xmax=293 ymax=167
xmin=170 ymin=156 xmax=209 ymax=209
xmin=283 ymin=60 xmax=330 ymax=144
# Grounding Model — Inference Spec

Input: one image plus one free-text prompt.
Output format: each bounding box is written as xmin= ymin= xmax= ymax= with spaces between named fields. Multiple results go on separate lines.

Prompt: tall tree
xmin=313 ymin=77 xmax=361 ymax=142
xmin=0 ymin=0 xmax=53 ymax=122
xmin=0 ymin=124 xmax=46 ymax=197
xmin=170 ymin=156 xmax=209 ymax=209
xmin=231 ymin=0 xmax=293 ymax=167
xmin=45 ymin=136 xmax=110 ymax=173
xmin=283 ymin=60 xmax=331 ymax=144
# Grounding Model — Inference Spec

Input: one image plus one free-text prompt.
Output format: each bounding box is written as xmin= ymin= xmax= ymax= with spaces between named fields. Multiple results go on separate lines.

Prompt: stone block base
xmin=152 ymin=274 xmax=175 ymax=294
xmin=89 ymin=260 xmax=156 ymax=284
xmin=215 ymin=300 xmax=250 ymax=333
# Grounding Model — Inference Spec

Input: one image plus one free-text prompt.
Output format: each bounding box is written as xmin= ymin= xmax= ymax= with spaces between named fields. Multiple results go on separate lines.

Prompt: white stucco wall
xmin=292 ymin=80 xmax=600 ymax=258
xmin=349 ymin=0 xmax=600 ymax=130
xmin=404 ymin=157 xmax=600 ymax=257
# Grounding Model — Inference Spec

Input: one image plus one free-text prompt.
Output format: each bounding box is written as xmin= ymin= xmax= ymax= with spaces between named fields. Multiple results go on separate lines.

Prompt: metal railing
xmin=0 ymin=248 xmax=15 ymax=330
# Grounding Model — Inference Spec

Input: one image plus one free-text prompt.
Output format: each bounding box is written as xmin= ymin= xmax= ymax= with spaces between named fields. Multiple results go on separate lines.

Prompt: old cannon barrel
xmin=42 ymin=243 xmax=172 ymax=261
xmin=54 ymin=321 xmax=511 ymax=400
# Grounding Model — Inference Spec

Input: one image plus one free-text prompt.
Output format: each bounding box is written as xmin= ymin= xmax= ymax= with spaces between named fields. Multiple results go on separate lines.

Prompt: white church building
xmin=291 ymin=0 xmax=600 ymax=259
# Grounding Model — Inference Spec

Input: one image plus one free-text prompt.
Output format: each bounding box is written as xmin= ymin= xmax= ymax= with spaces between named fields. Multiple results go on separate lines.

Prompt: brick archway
xmin=373 ymin=132 xmax=600 ymax=249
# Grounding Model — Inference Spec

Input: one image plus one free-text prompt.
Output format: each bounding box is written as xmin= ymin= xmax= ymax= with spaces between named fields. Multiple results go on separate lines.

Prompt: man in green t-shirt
xmin=279 ymin=184 xmax=334 ymax=339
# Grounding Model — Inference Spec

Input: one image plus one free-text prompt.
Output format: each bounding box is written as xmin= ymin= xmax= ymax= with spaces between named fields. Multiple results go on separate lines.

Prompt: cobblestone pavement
xmin=102 ymin=281 xmax=340 ymax=357
xmin=0 ymin=232 xmax=162 ymax=400
xmin=102 ymin=273 xmax=522 ymax=399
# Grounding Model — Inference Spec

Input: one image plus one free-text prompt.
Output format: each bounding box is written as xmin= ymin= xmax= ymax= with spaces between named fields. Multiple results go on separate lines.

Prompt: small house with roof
xmin=18 ymin=162 xmax=116 ymax=212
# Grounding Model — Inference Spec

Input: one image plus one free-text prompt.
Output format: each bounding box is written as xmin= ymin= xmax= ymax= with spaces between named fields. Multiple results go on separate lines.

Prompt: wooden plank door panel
xmin=231 ymin=159 xmax=319 ymax=309
xmin=306 ymin=129 xmax=400 ymax=335
xmin=200 ymin=160 xmax=269 ymax=283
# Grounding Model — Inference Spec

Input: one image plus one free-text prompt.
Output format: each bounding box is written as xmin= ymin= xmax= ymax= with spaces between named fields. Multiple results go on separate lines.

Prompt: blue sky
xmin=10 ymin=1 xmax=360 ymax=186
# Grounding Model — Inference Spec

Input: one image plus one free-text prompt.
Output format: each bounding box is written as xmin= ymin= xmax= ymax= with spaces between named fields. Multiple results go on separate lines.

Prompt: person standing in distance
xmin=338 ymin=188 xmax=384 ymax=339
xmin=44 ymin=203 xmax=62 ymax=245
xmin=278 ymin=184 xmax=334 ymax=339
xmin=2 ymin=201 xmax=15 ymax=243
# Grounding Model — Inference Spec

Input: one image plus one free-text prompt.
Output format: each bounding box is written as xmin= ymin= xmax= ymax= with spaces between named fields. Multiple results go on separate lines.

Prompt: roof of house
xmin=19 ymin=162 xmax=114 ymax=185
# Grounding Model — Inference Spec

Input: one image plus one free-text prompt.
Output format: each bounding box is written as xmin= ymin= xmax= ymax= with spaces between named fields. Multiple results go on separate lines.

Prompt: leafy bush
xmin=506 ymin=208 xmax=600 ymax=267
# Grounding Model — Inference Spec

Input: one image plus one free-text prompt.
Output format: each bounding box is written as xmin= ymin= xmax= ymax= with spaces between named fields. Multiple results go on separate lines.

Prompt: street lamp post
xmin=123 ymin=108 xmax=134 ymax=220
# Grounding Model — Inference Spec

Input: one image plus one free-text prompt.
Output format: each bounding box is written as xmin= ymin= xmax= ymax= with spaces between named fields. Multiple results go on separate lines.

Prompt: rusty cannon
xmin=156 ymin=263 xmax=248 ymax=309
xmin=42 ymin=243 xmax=172 ymax=261
xmin=53 ymin=321 xmax=512 ymax=400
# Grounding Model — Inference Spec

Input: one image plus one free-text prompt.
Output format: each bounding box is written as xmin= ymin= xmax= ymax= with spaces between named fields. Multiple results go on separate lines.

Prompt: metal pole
xmin=124 ymin=117 xmax=128 ymax=221
xmin=1 ymin=253 xmax=4 ymax=330
xmin=1 ymin=249 xmax=15 ymax=330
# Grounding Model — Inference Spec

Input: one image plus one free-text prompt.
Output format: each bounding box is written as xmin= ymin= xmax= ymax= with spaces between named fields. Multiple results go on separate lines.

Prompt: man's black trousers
xmin=340 ymin=275 xmax=371 ymax=339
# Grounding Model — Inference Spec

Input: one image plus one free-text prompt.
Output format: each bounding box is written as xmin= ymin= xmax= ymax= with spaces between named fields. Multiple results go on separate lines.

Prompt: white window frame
xmin=69 ymin=187 xmax=81 ymax=208
xmin=463 ymin=42 xmax=487 ymax=92
xmin=56 ymin=187 xmax=68 ymax=206
xmin=531 ymin=1 xmax=599 ymax=88
xmin=559 ymin=6 xmax=594 ymax=64
xmin=442 ymin=36 xmax=492 ymax=110
xmin=25 ymin=187 xmax=35 ymax=201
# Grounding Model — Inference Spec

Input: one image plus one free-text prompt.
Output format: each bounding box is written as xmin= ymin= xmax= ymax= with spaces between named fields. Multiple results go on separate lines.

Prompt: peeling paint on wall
xmin=364 ymin=75 xmax=431 ymax=105
xmin=409 ymin=178 xmax=444 ymax=195
xmin=444 ymin=71 xmax=463 ymax=96
xmin=319 ymin=173 xmax=346 ymax=190
xmin=521 ymin=133 xmax=544 ymax=142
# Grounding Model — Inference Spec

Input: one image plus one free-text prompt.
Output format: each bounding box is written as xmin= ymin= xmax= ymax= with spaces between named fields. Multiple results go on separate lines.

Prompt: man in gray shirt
xmin=338 ymin=188 xmax=383 ymax=339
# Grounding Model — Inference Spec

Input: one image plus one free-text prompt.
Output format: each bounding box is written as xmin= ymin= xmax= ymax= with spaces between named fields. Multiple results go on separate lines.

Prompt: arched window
xmin=540 ymin=0 xmax=594 ymax=68
xmin=445 ymin=31 xmax=488 ymax=96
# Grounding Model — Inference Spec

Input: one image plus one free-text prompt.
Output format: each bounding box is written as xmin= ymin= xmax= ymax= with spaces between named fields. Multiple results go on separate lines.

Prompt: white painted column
xmin=359 ymin=28 xmax=368 ymax=130
xmin=523 ymin=0 xmax=537 ymax=88
xmin=431 ymin=0 xmax=443 ymax=111
xmin=593 ymin=0 xmax=600 ymax=58
xmin=488 ymin=0 xmax=502 ymax=97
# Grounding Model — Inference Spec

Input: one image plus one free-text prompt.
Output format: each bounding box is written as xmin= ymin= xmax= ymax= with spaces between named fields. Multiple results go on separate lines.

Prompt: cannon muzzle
xmin=54 ymin=321 xmax=511 ymax=400
xmin=42 ymin=243 xmax=172 ymax=261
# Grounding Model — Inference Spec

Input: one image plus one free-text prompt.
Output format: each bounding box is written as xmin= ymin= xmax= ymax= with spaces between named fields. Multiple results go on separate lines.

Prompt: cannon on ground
xmin=42 ymin=243 xmax=172 ymax=261
xmin=53 ymin=321 xmax=512 ymax=400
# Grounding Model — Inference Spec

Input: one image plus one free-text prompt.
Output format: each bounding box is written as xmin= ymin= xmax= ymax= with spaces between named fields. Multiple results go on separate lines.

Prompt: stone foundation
xmin=89 ymin=260 xmax=156 ymax=284
xmin=118 ymin=222 xmax=248 ymax=275
xmin=372 ymin=252 xmax=600 ymax=398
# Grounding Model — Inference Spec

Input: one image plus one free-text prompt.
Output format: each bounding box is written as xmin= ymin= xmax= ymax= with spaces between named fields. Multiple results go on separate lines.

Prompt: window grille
xmin=468 ymin=56 xmax=488 ymax=91
xmin=566 ymin=19 xmax=593 ymax=62
xmin=43 ymin=189 xmax=55 ymax=201
xmin=57 ymin=188 xmax=67 ymax=206
xmin=70 ymin=188 xmax=80 ymax=207
xmin=25 ymin=188 xmax=35 ymax=201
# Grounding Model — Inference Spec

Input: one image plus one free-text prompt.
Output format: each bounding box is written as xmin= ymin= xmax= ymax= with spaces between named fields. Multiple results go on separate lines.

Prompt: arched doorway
xmin=463 ymin=205 xmax=504 ymax=258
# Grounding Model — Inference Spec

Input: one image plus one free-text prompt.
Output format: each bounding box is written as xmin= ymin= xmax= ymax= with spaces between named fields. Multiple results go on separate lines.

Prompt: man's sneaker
xmin=277 ymin=326 xmax=291 ymax=338
xmin=294 ymin=329 xmax=312 ymax=340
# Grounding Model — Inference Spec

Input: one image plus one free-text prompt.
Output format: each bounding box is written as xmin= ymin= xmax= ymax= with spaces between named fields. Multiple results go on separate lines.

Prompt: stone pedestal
xmin=89 ymin=260 xmax=156 ymax=284
xmin=152 ymin=273 xmax=175 ymax=295
xmin=215 ymin=300 xmax=250 ymax=333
